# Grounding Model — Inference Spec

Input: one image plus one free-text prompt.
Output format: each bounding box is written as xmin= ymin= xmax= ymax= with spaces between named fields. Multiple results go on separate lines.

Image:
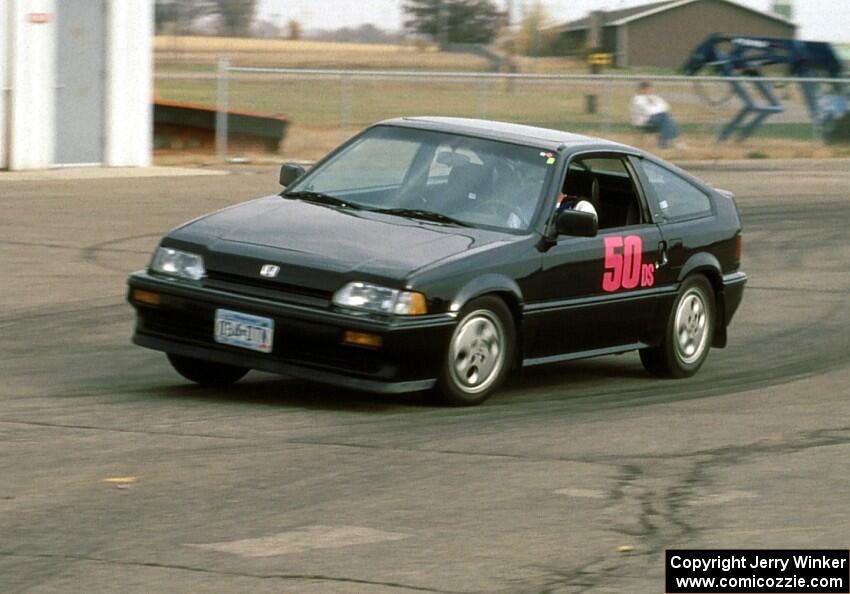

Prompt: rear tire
xmin=167 ymin=353 xmax=249 ymax=387
xmin=434 ymin=297 xmax=514 ymax=406
xmin=640 ymin=275 xmax=715 ymax=378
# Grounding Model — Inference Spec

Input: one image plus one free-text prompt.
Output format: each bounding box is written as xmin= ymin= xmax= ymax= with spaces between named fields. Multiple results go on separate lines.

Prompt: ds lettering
xmin=602 ymin=235 xmax=655 ymax=292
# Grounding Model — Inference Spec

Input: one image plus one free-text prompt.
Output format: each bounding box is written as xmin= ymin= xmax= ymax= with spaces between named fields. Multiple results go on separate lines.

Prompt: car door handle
xmin=656 ymin=241 xmax=669 ymax=268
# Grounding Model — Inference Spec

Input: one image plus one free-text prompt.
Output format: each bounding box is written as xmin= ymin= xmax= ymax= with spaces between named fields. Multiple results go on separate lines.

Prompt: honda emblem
xmin=259 ymin=264 xmax=280 ymax=278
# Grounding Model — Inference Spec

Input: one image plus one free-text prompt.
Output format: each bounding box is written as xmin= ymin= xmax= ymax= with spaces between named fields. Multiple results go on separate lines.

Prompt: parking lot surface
xmin=2 ymin=160 xmax=849 ymax=593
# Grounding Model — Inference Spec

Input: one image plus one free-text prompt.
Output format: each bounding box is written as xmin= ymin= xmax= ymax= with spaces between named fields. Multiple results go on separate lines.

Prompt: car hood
xmin=171 ymin=196 xmax=511 ymax=290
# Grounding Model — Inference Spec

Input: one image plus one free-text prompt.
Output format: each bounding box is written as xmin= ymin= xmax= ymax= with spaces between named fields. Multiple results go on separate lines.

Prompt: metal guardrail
xmin=154 ymin=68 xmax=850 ymax=85
xmin=226 ymin=66 xmax=850 ymax=85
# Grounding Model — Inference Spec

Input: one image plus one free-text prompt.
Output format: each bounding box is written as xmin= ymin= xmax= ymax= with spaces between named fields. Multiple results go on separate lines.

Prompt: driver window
xmin=561 ymin=156 xmax=644 ymax=229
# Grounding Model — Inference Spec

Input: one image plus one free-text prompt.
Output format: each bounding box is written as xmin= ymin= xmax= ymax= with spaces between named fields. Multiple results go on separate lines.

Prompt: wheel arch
xmin=677 ymin=253 xmax=727 ymax=348
xmin=450 ymin=274 xmax=524 ymax=368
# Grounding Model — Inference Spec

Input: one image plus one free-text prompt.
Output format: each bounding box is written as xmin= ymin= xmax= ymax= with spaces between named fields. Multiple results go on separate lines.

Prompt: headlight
xmin=333 ymin=282 xmax=427 ymax=315
xmin=150 ymin=247 xmax=206 ymax=280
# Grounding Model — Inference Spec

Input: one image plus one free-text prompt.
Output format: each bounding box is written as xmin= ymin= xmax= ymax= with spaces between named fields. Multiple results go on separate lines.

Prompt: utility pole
xmin=503 ymin=0 xmax=517 ymax=91
xmin=437 ymin=0 xmax=448 ymax=48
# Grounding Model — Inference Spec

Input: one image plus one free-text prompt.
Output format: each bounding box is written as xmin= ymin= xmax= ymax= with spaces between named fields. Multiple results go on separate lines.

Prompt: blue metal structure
xmin=682 ymin=34 xmax=850 ymax=142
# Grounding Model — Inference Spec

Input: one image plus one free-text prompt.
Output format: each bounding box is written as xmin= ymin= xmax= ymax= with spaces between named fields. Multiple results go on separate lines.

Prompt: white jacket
xmin=630 ymin=94 xmax=670 ymax=127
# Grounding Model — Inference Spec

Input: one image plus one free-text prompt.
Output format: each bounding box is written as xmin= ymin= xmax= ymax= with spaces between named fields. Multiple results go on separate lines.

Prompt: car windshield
xmin=285 ymin=125 xmax=556 ymax=232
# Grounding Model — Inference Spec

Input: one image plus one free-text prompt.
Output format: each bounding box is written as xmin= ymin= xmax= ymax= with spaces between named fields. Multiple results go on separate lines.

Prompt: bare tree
xmin=513 ymin=1 xmax=558 ymax=56
xmin=155 ymin=0 xmax=214 ymax=34
xmin=287 ymin=19 xmax=303 ymax=40
xmin=213 ymin=0 xmax=258 ymax=37
xmin=404 ymin=0 xmax=507 ymax=46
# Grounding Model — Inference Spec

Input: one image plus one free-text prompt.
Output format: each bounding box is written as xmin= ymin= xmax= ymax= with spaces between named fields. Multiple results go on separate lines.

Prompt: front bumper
xmin=127 ymin=272 xmax=456 ymax=393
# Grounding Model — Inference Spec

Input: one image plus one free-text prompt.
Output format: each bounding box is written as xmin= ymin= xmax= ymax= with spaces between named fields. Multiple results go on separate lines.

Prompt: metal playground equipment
xmin=683 ymin=34 xmax=850 ymax=142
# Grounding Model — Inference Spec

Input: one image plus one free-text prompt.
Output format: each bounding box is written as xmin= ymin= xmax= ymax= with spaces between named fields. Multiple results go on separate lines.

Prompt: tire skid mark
xmin=746 ymin=285 xmax=848 ymax=294
xmin=2 ymin=182 xmax=848 ymax=434
xmin=0 ymin=239 xmax=80 ymax=250
xmin=0 ymin=551 xmax=459 ymax=593
xmin=0 ymin=419 xmax=247 ymax=441
xmin=0 ymin=237 xmax=155 ymax=260
xmin=80 ymin=233 xmax=162 ymax=273
xmin=0 ymin=300 xmax=126 ymax=327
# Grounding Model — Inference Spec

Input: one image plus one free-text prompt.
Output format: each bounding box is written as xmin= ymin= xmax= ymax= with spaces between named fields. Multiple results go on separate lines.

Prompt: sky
xmin=257 ymin=0 xmax=850 ymax=43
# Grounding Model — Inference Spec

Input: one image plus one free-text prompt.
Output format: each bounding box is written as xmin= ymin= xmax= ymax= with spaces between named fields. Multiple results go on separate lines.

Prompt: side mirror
xmin=556 ymin=209 xmax=598 ymax=237
xmin=279 ymin=163 xmax=306 ymax=187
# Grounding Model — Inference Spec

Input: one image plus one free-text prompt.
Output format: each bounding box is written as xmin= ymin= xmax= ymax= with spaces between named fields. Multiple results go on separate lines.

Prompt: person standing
xmin=630 ymin=82 xmax=683 ymax=149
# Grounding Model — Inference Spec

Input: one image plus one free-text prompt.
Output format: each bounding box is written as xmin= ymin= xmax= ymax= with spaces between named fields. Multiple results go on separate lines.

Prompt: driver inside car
xmin=557 ymin=190 xmax=598 ymax=220
xmin=445 ymin=159 xmax=531 ymax=230
xmin=435 ymin=146 xmax=544 ymax=231
xmin=558 ymin=166 xmax=600 ymax=222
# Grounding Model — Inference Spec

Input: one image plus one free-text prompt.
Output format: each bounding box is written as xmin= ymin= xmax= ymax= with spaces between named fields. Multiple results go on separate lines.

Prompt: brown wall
xmin=622 ymin=0 xmax=795 ymax=67
xmin=557 ymin=27 xmax=618 ymax=55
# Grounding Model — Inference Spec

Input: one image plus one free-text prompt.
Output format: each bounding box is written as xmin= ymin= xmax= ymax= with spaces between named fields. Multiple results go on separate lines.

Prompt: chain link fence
xmin=153 ymin=61 xmax=850 ymax=161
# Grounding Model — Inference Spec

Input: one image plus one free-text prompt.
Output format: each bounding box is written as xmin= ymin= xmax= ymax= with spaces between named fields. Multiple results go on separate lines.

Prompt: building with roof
xmin=551 ymin=0 xmax=796 ymax=68
xmin=1 ymin=1 xmax=153 ymax=171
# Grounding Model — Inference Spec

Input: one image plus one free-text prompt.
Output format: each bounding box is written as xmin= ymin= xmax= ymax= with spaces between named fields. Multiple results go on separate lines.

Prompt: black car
xmin=128 ymin=117 xmax=746 ymax=405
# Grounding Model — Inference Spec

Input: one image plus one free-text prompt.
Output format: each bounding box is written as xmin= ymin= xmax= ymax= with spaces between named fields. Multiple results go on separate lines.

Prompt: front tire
xmin=167 ymin=353 xmax=249 ymax=387
xmin=434 ymin=297 xmax=514 ymax=406
xmin=640 ymin=275 xmax=715 ymax=378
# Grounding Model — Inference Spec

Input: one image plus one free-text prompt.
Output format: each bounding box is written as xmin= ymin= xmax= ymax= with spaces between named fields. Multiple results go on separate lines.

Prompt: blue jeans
xmin=646 ymin=112 xmax=679 ymax=148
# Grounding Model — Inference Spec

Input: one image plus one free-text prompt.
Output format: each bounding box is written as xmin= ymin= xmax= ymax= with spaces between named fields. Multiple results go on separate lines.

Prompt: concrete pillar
xmin=588 ymin=10 xmax=605 ymax=51
xmin=2 ymin=0 xmax=152 ymax=170
xmin=0 ymin=3 xmax=8 ymax=169
xmin=104 ymin=1 xmax=153 ymax=167
xmin=8 ymin=0 xmax=57 ymax=170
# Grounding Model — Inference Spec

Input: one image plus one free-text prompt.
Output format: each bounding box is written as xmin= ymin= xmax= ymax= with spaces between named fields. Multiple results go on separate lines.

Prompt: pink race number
xmin=622 ymin=235 xmax=642 ymax=289
xmin=602 ymin=236 xmax=624 ymax=292
xmin=603 ymin=235 xmax=654 ymax=292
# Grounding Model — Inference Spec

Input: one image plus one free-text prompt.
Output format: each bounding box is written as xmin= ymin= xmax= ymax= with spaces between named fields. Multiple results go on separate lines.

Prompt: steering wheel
xmin=470 ymin=161 xmax=530 ymax=228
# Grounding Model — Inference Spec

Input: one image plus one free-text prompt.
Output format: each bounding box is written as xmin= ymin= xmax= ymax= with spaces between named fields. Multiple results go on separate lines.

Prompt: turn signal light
xmin=735 ymin=234 xmax=743 ymax=262
xmin=342 ymin=331 xmax=383 ymax=349
xmin=131 ymin=289 xmax=161 ymax=306
xmin=407 ymin=292 xmax=428 ymax=315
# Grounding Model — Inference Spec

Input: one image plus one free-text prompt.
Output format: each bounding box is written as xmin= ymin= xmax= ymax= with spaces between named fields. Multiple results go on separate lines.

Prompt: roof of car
xmin=379 ymin=116 xmax=638 ymax=153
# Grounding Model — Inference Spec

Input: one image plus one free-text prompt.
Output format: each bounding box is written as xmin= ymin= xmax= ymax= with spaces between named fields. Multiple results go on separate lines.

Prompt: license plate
xmin=214 ymin=309 xmax=274 ymax=353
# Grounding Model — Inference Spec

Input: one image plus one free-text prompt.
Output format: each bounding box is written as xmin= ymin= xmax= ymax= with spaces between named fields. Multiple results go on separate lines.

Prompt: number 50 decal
xmin=602 ymin=235 xmax=655 ymax=292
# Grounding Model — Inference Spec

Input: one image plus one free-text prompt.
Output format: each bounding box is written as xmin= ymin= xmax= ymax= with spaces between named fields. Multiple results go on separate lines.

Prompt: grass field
xmin=155 ymin=36 xmax=596 ymax=74
xmin=154 ymin=36 xmax=850 ymax=162
xmin=155 ymin=35 xmax=588 ymax=73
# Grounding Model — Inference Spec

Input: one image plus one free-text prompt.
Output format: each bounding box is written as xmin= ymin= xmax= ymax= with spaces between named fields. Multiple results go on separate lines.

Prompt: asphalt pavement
xmin=1 ymin=160 xmax=849 ymax=593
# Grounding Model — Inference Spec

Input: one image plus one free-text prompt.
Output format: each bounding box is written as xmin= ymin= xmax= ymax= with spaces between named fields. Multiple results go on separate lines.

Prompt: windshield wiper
xmin=284 ymin=191 xmax=363 ymax=210
xmin=372 ymin=208 xmax=472 ymax=227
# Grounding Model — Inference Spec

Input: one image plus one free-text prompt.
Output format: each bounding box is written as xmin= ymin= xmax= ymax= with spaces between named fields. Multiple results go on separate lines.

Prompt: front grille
xmin=204 ymin=270 xmax=331 ymax=308
xmin=139 ymin=308 xmax=212 ymax=343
